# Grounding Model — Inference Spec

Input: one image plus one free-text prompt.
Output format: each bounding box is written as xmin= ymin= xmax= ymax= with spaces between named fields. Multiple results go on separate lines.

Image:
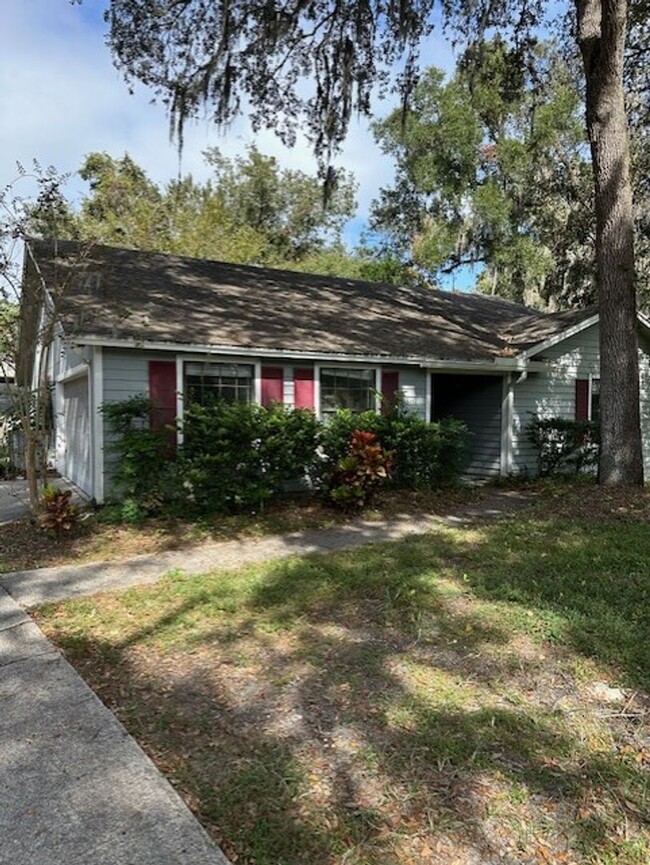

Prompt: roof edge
xmin=68 ymin=334 xmax=545 ymax=371
xmin=521 ymin=313 xmax=600 ymax=359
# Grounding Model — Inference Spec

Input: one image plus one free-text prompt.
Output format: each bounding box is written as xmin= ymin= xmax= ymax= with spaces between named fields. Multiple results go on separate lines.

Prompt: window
xmin=320 ymin=368 xmax=376 ymax=416
xmin=590 ymin=377 xmax=600 ymax=422
xmin=185 ymin=362 xmax=254 ymax=405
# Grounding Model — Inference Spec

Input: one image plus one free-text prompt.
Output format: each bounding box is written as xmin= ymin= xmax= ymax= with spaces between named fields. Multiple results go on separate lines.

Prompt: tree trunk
xmin=576 ymin=0 xmax=644 ymax=485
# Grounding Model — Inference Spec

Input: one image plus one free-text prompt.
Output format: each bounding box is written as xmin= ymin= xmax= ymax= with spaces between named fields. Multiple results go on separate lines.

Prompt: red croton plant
xmin=329 ymin=429 xmax=395 ymax=510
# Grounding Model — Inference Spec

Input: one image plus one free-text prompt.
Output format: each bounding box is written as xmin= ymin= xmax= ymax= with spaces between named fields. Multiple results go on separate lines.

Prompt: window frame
xmin=317 ymin=364 xmax=381 ymax=420
xmin=588 ymin=374 xmax=600 ymax=422
xmin=176 ymin=355 xmax=261 ymax=445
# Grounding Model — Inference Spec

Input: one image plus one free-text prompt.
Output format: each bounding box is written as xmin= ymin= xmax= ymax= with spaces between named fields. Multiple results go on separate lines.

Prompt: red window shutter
xmin=381 ymin=370 xmax=399 ymax=414
xmin=575 ymin=379 xmax=589 ymax=421
xmin=149 ymin=360 xmax=177 ymax=430
xmin=261 ymin=366 xmax=284 ymax=406
xmin=294 ymin=368 xmax=314 ymax=410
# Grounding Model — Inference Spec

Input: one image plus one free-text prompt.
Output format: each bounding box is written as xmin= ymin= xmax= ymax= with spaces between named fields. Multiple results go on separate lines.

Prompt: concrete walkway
xmin=0 ymin=477 xmax=82 ymax=525
xmin=0 ymin=489 xmax=531 ymax=865
xmin=2 ymin=490 xmax=533 ymax=609
xmin=0 ymin=587 xmax=230 ymax=865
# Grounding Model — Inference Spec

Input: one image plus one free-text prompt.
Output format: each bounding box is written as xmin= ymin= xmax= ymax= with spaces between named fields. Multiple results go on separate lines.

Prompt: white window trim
xmin=317 ymin=363 xmax=379 ymax=420
xmin=313 ymin=363 xmax=321 ymax=420
xmin=374 ymin=366 xmax=383 ymax=413
xmin=175 ymin=353 xmax=259 ymax=445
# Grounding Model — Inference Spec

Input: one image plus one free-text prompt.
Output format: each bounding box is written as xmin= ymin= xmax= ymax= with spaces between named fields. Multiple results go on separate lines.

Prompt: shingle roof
xmin=30 ymin=239 xmax=595 ymax=363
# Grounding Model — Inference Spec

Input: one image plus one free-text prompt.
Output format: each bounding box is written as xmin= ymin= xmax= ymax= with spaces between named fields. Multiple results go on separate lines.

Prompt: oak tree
xmin=371 ymin=41 xmax=595 ymax=309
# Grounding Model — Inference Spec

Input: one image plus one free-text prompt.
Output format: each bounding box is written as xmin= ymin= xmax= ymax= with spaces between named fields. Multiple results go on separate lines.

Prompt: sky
xmin=1 ymin=0 xmax=463 ymax=277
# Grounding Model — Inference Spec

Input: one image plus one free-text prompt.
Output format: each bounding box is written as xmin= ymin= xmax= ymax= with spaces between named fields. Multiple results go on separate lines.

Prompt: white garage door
xmin=63 ymin=374 xmax=92 ymax=495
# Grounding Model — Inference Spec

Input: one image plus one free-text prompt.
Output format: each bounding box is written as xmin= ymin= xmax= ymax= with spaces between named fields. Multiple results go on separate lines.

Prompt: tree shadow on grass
xmin=45 ymin=524 xmax=650 ymax=864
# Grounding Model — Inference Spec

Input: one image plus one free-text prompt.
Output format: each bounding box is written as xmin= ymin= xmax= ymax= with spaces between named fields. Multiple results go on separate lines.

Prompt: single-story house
xmin=20 ymin=239 xmax=650 ymax=501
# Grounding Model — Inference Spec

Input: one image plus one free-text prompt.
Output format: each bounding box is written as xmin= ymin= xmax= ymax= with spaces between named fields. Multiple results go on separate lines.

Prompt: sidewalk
xmin=2 ymin=490 xmax=533 ymax=608
xmin=0 ymin=588 xmax=230 ymax=865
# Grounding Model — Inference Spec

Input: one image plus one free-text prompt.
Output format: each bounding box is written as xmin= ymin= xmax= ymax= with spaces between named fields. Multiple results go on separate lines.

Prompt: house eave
xmin=521 ymin=313 xmax=600 ymax=360
xmin=68 ymin=334 xmax=549 ymax=372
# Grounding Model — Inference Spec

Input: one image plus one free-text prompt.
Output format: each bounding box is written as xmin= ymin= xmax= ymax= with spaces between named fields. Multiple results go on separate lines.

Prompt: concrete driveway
xmin=0 ymin=478 xmax=79 ymax=524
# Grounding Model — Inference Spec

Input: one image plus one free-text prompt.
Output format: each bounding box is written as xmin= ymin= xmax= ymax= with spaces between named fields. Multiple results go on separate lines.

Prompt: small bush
xmin=40 ymin=485 xmax=78 ymax=534
xmin=527 ymin=416 xmax=599 ymax=476
xmin=318 ymin=408 xmax=468 ymax=490
xmin=180 ymin=400 xmax=321 ymax=513
xmin=102 ymin=396 xmax=178 ymax=514
xmin=329 ymin=429 xmax=394 ymax=510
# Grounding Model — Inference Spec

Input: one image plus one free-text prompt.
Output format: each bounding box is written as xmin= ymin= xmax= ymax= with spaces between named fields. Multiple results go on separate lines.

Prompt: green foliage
xmin=70 ymin=147 xmax=361 ymax=276
xmin=103 ymin=395 xmax=469 ymax=520
xmin=40 ymin=485 xmax=79 ymax=535
xmin=527 ymin=416 xmax=600 ymax=476
xmin=102 ymin=396 xmax=177 ymax=517
xmin=318 ymin=408 xmax=469 ymax=490
xmin=371 ymin=41 xmax=595 ymax=308
xmin=329 ymin=429 xmax=394 ymax=510
xmin=180 ymin=401 xmax=321 ymax=514
xmin=0 ymin=302 xmax=18 ymax=355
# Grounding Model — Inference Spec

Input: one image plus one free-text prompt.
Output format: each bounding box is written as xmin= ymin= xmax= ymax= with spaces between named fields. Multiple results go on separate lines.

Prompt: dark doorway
xmin=432 ymin=374 xmax=503 ymax=478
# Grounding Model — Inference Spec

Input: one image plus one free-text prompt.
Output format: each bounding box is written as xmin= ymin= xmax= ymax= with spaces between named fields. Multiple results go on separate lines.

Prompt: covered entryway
xmin=432 ymin=374 xmax=504 ymax=479
xmin=63 ymin=374 xmax=92 ymax=495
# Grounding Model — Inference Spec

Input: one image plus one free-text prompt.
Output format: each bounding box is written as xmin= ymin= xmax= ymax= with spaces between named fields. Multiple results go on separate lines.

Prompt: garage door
xmin=63 ymin=374 xmax=92 ymax=495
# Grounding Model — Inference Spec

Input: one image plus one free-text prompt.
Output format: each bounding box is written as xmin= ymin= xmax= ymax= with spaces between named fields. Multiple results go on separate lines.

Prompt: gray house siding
xmin=511 ymin=325 xmax=600 ymax=475
xmin=511 ymin=323 xmax=650 ymax=476
xmin=397 ymin=368 xmax=428 ymax=421
xmin=102 ymin=348 xmax=175 ymax=496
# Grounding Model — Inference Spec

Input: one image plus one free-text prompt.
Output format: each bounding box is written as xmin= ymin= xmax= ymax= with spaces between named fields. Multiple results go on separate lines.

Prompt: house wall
xmin=253 ymin=360 xmax=429 ymax=420
xmin=102 ymin=348 xmax=174 ymax=496
xmin=511 ymin=323 xmax=650 ymax=477
xmin=511 ymin=324 xmax=600 ymax=475
xmin=397 ymin=368 xmax=428 ymax=420
xmin=51 ymin=337 xmax=94 ymax=482
xmin=98 ymin=350 xmax=433 ymax=498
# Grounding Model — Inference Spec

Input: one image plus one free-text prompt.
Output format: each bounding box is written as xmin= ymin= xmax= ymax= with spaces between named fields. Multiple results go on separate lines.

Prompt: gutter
xmin=68 ymin=334 xmax=549 ymax=372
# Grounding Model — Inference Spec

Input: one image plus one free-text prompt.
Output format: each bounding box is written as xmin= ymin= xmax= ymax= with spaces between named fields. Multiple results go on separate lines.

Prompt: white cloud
xmin=0 ymin=1 xmax=456 ymax=244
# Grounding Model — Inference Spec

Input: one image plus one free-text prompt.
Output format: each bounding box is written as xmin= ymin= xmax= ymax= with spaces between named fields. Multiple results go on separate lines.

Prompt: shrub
xmin=527 ymin=416 xmax=599 ymax=476
xmin=180 ymin=400 xmax=321 ymax=513
xmin=329 ymin=429 xmax=394 ymax=509
xmin=102 ymin=396 xmax=177 ymax=515
xmin=318 ymin=408 xmax=468 ymax=490
xmin=40 ymin=485 xmax=78 ymax=534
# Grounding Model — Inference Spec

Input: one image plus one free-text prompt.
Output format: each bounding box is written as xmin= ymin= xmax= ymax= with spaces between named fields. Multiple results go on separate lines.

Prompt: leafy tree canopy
xmin=63 ymin=146 xmax=365 ymax=273
xmin=371 ymin=40 xmax=596 ymax=309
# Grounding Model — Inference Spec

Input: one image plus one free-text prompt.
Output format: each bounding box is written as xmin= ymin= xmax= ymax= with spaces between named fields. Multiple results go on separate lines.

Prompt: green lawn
xmin=36 ymin=509 xmax=650 ymax=865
